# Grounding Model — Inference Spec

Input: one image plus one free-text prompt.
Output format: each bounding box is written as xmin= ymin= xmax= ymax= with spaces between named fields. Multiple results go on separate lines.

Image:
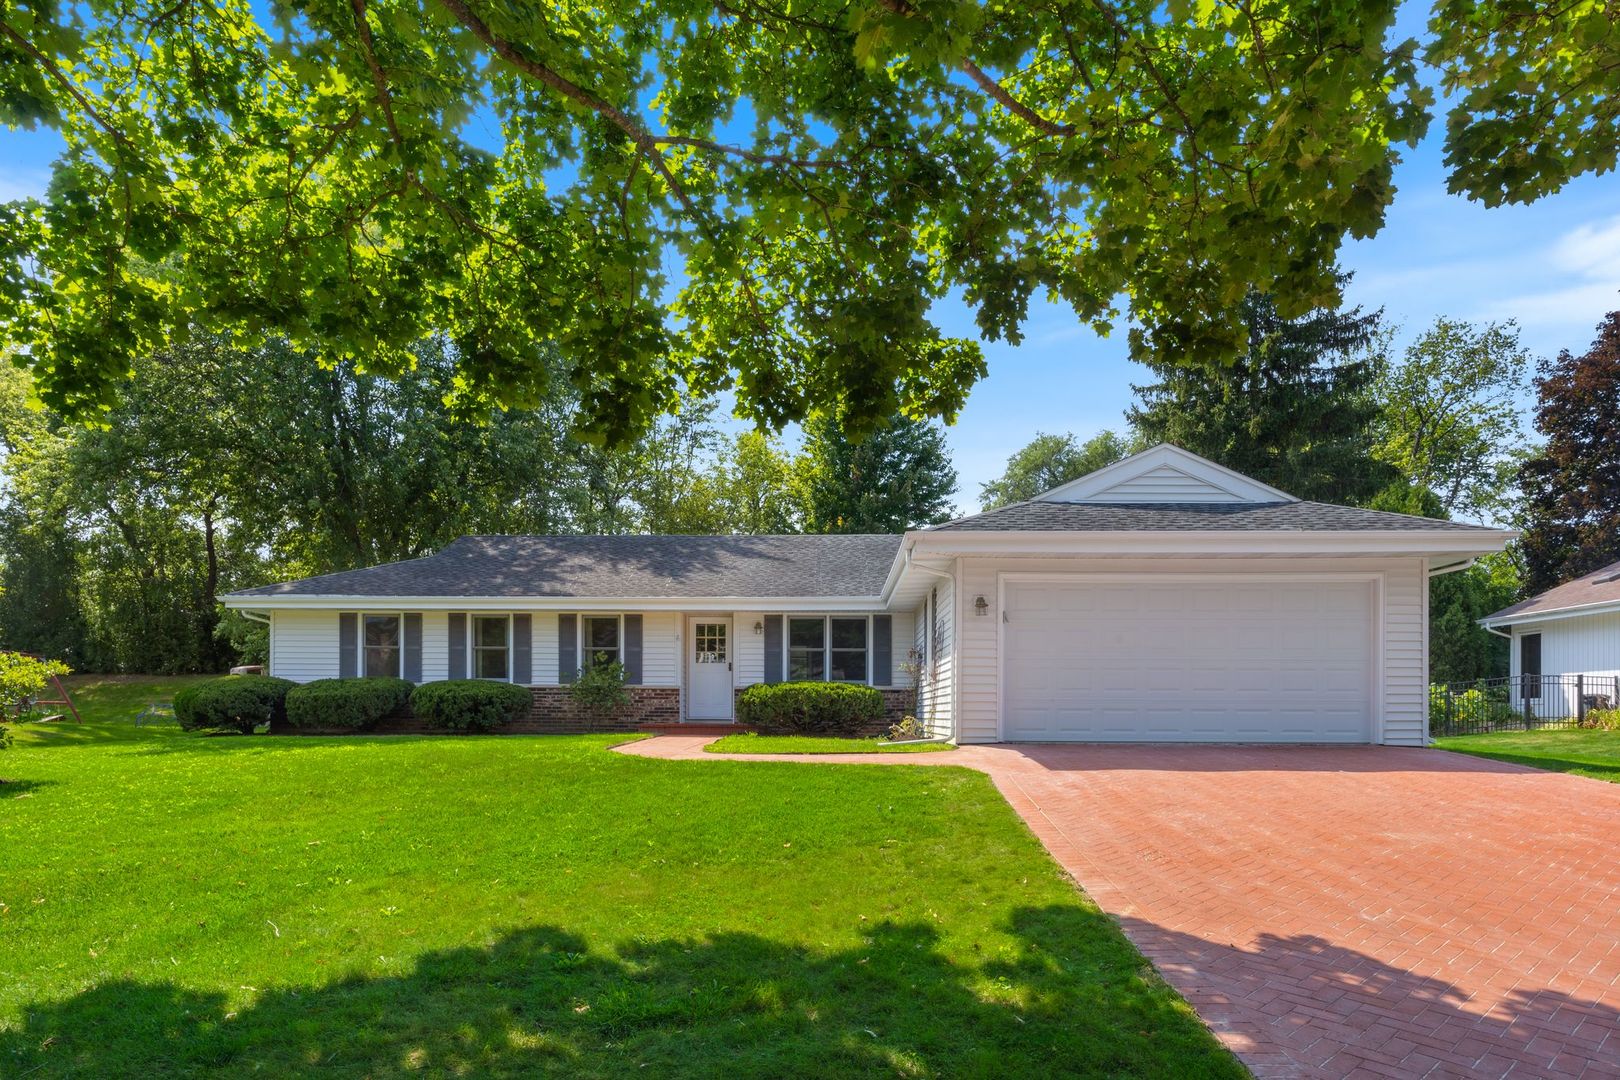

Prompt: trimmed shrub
xmin=737 ymin=681 xmax=884 ymax=736
xmin=174 ymin=675 xmax=295 ymax=734
xmin=411 ymin=680 xmax=532 ymax=732
xmin=284 ymin=677 xmax=413 ymax=731
xmin=567 ymin=661 xmax=631 ymax=726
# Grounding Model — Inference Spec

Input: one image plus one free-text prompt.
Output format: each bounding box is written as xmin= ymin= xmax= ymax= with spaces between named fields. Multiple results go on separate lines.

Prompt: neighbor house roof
xmin=925 ymin=500 xmax=1507 ymax=534
xmin=1481 ymin=558 xmax=1620 ymax=626
xmin=227 ymin=534 xmax=903 ymax=600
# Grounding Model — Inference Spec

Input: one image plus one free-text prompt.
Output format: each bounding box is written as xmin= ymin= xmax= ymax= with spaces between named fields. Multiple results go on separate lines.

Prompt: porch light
xmin=753 ymin=620 xmax=763 ymax=635
xmin=973 ymin=595 xmax=989 ymax=616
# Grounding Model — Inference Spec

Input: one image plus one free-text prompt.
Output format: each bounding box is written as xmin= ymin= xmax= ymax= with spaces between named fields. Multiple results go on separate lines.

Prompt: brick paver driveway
xmin=624 ymin=739 xmax=1620 ymax=1077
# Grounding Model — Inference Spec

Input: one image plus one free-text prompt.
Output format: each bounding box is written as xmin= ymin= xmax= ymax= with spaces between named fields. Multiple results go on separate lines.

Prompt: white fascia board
xmin=907 ymin=529 xmax=1514 ymax=558
xmin=222 ymin=594 xmax=890 ymax=613
xmin=1478 ymin=598 xmax=1620 ymax=629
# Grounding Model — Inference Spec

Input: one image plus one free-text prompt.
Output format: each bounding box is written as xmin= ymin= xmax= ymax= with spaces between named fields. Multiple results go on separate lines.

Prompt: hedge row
xmin=174 ymin=676 xmax=534 ymax=734
xmin=736 ymin=681 xmax=884 ymax=736
xmin=285 ymin=677 xmax=414 ymax=730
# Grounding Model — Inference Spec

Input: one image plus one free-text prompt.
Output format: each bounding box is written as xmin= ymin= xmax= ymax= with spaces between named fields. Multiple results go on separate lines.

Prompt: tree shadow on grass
xmin=0 ymin=777 xmax=55 ymax=796
xmin=1 ymin=909 xmax=1243 ymax=1078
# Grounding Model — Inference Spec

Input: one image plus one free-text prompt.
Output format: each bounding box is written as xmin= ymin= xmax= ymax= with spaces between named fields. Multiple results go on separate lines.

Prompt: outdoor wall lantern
xmin=973 ymin=595 xmax=989 ymax=616
xmin=753 ymin=620 xmax=763 ymax=635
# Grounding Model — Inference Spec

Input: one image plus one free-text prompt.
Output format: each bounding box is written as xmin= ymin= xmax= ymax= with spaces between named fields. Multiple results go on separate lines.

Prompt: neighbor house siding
xmin=268 ymin=610 xmax=340 ymax=683
xmin=950 ymin=556 xmax=1428 ymax=746
xmin=1510 ymin=613 xmax=1620 ymax=687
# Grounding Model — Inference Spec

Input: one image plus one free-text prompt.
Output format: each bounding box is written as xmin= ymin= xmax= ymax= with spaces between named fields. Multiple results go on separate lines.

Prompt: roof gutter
xmin=1479 ymin=597 xmax=1620 ymax=630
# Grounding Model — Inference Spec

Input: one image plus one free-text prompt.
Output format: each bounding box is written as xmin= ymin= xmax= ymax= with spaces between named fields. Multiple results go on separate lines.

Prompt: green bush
xmin=737 ymin=681 xmax=884 ymax=736
xmin=284 ymin=677 xmax=413 ymax=731
xmin=1580 ymin=707 xmax=1620 ymax=731
xmin=567 ymin=661 xmax=631 ymax=726
xmin=411 ymin=680 xmax=533 ymax=732
xmin=174 ymin=675 xmax=295 ymax=734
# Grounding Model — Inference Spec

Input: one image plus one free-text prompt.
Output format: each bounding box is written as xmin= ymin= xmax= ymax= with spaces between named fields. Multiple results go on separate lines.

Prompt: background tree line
xmin=3 ymin=299 xmax=1615 ymax=683
xmin=0 ymin=337 xmax=956 ymax=673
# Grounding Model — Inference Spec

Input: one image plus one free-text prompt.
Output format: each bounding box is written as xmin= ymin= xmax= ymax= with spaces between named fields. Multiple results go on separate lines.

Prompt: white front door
xmin=686 ymin=618 xmax=734 ymax=720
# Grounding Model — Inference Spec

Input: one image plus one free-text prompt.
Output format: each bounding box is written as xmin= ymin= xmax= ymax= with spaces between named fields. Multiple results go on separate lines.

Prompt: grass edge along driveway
xmin=1434 ymin=728 xmax=1620 ymax=784
xmin=1 ymin=677 xmax=1240 ymax=1078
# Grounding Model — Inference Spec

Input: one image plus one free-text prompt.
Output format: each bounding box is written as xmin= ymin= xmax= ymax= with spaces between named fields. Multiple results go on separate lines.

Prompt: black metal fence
xmin=1430 ymin=674 xmax=1620 ymax=736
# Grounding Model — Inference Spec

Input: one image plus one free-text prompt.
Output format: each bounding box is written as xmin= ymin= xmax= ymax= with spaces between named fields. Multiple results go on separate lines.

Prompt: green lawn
xmin=1434 ymin=729 xmax=1620 ymax=784
xmin=706 ymin=732 xmax=955 ymax=754
xmin=0 ymin=680 xmax=1237 ymax=1078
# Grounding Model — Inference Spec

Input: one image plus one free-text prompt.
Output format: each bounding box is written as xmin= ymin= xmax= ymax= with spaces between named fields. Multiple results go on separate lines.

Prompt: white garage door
xmin=1002 ymin=578 xmax=1375 ymax=742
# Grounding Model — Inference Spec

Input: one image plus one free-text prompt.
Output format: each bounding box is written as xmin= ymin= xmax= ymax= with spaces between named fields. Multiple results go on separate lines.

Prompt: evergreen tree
xmin=1129 ymin=282 xmax=1396 ymax=504
xmin=801 ymin=415 xmax=958 ymax=533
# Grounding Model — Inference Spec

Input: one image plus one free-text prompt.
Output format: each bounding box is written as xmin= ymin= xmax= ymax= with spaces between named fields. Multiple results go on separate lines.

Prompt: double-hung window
xmin=363 ymin=614 xmax=401 ymax=678
xmin=472 ymin=615 xmax=510 ymax=680
xmin=584 ymin=615 xmax=621 ymax=670
xmin=786 ymin=616 xmax=869 ymax=683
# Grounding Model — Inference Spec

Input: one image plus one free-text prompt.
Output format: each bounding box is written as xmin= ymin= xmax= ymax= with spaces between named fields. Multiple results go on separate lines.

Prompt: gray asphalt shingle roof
xmin=926 ymin=500 xmax=1504 ymax=534
xmin=1483 ymin=557 xmax=1620 ymax=622
xmin=227 ymin=534 xmax=904 ymax=599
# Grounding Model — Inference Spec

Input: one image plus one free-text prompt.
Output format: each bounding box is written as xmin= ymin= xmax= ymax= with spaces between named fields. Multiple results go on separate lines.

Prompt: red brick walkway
xmin=619 ymin=738 xmax=1620 ymax=1078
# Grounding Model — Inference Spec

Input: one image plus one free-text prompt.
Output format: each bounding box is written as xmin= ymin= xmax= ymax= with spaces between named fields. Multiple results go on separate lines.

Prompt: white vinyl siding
xmin=953 ymin=556 xmax=1429 ymax=746
xmin=267 ymin=610 xmax=339 ymax=682
xmin=916 ymin=573 xmax=955 ymax=738
xmin=733 ymin=612 xmax=766 ymax=686
xmin=422 ymin=612 xmax=449 ymax=681
xmin=641 ymin=612 xmax=679 ymax=686
xmin=532 ymin=613 xmax=559 ymax=684
xmin=1509 ymin=613 xmax=1620 ymax=717
xmin=1083 ymin=463 xmax=1248 ymax=503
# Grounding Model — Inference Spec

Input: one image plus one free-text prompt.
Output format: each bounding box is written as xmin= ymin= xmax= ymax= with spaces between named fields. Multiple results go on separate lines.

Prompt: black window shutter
xmin=403 ymin=613 xmax=423 ymax=682
xmin=872 ymin=614 xmax=892 ymax=687
xmin=339 ymin=613 xmax=358 ymax=679
xmin=558 ymin=613 xmax=578 ymax=684
xmin=763 ymin=615 xmax=783 ymax=683
xmin=448 ymin=613 xmax=466 ymax=679
xmin=512 ymin=614 xmax=532 ymax=684
xmin=623 ymin=614 xmax=643 ymax=684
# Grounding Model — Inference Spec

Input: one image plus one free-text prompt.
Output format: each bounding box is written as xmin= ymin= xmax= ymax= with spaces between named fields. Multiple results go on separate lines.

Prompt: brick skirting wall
xmin=731 ymin=686 xmax=915 ymax=737
xmin=270 ymin=685 xmax=681 ymax=736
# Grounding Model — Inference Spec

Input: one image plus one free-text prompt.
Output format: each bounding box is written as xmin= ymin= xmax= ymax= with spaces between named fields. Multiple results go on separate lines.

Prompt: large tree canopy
xmin=1 ymin=0 xmax=1611 ymax=440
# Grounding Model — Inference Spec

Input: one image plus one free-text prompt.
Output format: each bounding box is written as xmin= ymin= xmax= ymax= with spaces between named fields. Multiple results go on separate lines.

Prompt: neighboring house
xmin=1480 ymin=558 xmax=1620 ymax=714
xmin=223 ymin=444 xmax=1510 ymax=744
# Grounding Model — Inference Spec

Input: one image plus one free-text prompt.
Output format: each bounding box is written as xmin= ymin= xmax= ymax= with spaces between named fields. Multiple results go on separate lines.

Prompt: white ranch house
xmin=223 ymin=445 xmax=1512 ymax=743
xmin=1480 ymin=558 xmax=1620 ymax=718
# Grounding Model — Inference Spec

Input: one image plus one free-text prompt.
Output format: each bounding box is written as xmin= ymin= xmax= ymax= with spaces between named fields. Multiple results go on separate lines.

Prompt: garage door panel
xmin=1003 ymin=578 xmax=1374 ymax=743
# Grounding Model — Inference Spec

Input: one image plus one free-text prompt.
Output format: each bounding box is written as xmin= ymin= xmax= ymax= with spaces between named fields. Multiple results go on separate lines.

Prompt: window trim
xmin=360 ymin=611 xmax=404 ymax=680
xmin=781 ymin=614 xmax=875 ymax=686
xmin=578 ymin=612 xmax=624 ymax=672
xmin=468 ymin=613 xmax=513 ymax=683
xmin=1520 ymin=631 xmax=1542 ymax=701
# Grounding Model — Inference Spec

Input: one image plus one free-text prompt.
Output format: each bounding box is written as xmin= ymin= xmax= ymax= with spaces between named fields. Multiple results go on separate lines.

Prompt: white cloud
xmin=1552 ymin=215 xmax=1620 ymax=281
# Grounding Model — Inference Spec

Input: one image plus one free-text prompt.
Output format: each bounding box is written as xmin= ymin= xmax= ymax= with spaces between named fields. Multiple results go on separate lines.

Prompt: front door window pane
xmin=364 ymin=615 xmax=400 ymax=678
xmin=694 ymin=623 xmax=727 ymax=664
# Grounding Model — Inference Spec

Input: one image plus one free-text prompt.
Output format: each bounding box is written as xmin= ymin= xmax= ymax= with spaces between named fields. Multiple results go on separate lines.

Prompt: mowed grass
xmin=1435 ymin=728 xmax=1620 ymax=784
xmin=0 ymin=679 xmax=1238 ymax=1078
xmin=706 ymin=732 xmax=955 ymax=754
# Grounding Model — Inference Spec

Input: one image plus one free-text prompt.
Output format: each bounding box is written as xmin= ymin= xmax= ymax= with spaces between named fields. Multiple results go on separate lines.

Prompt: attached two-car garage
xmin=1000 ymin=576 xmax=1377 ymax=743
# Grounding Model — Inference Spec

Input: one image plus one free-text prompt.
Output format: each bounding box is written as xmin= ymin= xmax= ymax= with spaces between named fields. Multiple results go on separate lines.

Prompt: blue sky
xmin=3 ymin=48 xmax=1617 ymax=517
